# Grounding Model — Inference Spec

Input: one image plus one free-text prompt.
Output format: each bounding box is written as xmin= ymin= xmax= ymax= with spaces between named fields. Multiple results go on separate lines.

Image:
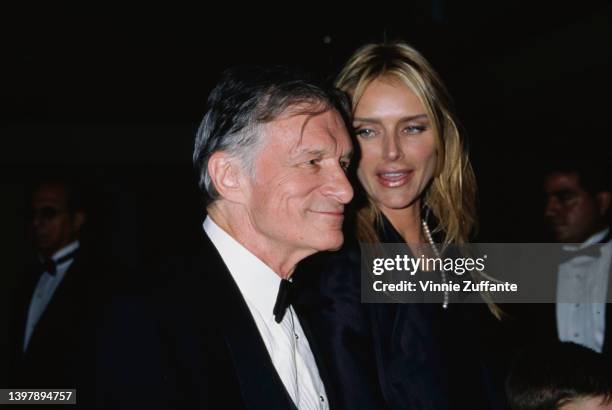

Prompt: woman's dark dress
xmin=297 ymin=215 xmax=503 ymax=410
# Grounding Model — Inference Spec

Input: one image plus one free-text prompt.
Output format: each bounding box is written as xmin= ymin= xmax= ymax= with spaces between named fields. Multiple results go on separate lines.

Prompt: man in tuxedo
xmin=511 ymin=160 xmax=611 ymax=360
xmin=94 ymin=66 xmax=353 ymax=409
xmin=542 ymin=161 xmax=611 ymax=355
xmin=9 ymin=177 xmax=102 ymax=388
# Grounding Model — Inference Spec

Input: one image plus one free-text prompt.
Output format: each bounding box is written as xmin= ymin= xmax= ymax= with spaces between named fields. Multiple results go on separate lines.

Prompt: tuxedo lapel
xmin=10 ymin=266 xmax=39 ymax=369
xmin=25 ymin=254 xmax=87 ymax=354
xmin=603 ymin=259 xmax=612 ymax=356
xmin=604 ymin=303 xmax=611 ymax=356
xmin=10 ymin=252 xmax=98 ymax=388
xmin=201 ymin=235 xmax=296 ymax=410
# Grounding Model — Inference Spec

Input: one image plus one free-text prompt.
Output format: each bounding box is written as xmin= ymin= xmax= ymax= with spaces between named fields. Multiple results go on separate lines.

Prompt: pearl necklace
xmin=421 ymin=220 xmax=449 ymax=309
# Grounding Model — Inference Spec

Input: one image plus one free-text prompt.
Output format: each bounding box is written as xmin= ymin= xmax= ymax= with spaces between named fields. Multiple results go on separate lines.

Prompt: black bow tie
xmin=558 ymin=232 xmax=610 ymax=264
xmin=40 ymin=258 xmax=57 ymax=276
xmin=38 ymin=250 xmax=77 ymax=277
xmin=273 ymin=279 xmax=294 ymax=324
xmin=559 ymin=245 xmax=601 ymax=264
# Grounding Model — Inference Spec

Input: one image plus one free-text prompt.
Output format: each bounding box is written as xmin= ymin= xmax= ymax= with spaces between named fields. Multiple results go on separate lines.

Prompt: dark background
xmin=2 ymin=1 xmax=611 ymax=376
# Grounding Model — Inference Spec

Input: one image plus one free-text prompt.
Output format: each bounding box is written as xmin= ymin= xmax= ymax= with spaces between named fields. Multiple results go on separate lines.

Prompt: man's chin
xmin=35 ymin=241 xmax=51 ymax=252
xmin=317 ymin=233 xmax=344 ymax=252
xmin=549 ymin=226 xmax=568 ymax=242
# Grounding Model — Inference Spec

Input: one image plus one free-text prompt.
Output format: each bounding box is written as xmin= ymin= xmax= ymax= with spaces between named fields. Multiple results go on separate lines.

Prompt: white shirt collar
xmin=203 ymin=216 xmax=282 ymax=319
xmin=562 ymin=228 xmax=610 ymax=252
xmin=583 ymin=228 xmax=610 ymax=247
xmin=40 ymin=240 xmax=80 ymax=264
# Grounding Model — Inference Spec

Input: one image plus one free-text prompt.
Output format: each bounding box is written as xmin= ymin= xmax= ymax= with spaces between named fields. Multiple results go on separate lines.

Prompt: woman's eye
xmin=404 ymin=125 xmax=427 ymax=134
xmin=340 ymin=160 xmax=350 ymax=171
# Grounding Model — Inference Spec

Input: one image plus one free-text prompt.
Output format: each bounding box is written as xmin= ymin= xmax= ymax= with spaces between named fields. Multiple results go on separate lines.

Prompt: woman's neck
xmin=381 ymin=203 xmax=423 ymax=244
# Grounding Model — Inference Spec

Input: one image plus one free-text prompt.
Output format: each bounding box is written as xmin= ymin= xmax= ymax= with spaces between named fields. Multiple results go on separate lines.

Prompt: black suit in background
xmin=297 ymin=215 xmax=503 ymax=410
xmin=93 ymin=233 xmax=334 ymax=410
xmin=500 ymin=235 xmax=612 ymax=365
xmin=503 ymin=277 xmax=612 ymax=364
xmin=8 ymin=247 xmax=107 ymax=390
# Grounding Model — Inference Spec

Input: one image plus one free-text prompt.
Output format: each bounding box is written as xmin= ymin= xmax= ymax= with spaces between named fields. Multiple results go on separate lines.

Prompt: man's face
xmin=242 ymin=107 xmax=353 ymax=257
xmin=544 ymin=172 xmax=603 ymax=243
xmin=31 ymin=183 xmax=81 ymax=257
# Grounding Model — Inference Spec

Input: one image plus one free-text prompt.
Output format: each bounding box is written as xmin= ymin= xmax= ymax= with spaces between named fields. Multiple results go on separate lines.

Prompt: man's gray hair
xmin=193 ymin=65 xmax=351 ymax=206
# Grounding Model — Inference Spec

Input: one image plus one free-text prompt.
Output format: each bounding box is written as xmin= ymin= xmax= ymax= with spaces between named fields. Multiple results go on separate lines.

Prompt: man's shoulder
xmin=101 ymin=237 xmax=229 ymax=320
xmin=297 ymin=240 xmax=361 ymax=286
xmin=157 ymin=234 xmax=228 ymax=288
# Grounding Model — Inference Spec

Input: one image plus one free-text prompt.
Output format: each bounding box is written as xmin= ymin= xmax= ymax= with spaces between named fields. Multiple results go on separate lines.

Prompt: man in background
xmin=542 ymin=160 xmax=611 ymax=355
xmin=9 ymin=176 xmax=104 ymax=388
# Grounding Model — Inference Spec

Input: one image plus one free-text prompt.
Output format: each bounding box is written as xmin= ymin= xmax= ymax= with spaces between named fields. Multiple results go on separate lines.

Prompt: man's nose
xmin=32 ymin=216 xmax=44 ymax=229
xmin=325 ymin=166 xmax=354 ymax=205
xmin=544 ymin=197 xmax=561 ymax=217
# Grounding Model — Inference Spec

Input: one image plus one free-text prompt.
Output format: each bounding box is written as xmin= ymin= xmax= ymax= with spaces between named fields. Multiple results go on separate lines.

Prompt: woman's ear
xmin=207 ymin=151 xmax=248 ymax=204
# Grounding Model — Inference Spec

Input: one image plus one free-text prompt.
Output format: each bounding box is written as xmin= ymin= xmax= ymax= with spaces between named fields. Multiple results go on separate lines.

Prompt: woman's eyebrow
xmin=354 ymin=114 xmax=428 ymax=123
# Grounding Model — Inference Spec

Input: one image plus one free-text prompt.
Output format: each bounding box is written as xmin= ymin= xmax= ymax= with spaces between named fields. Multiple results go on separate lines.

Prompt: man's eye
xmin=557 ymin=192 xmax=575 ymax=202
xmin=340 ymin=160 xmax=351 ymax=172
xmin=355 ymin=128 xmax=375 ymax=138
xmin=307 ymin=158 xmax=320 ymax=166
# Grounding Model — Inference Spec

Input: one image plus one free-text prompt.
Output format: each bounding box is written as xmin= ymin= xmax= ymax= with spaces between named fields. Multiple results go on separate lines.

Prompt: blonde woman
xmin=304 ymin=42 xmax=501 ymax=409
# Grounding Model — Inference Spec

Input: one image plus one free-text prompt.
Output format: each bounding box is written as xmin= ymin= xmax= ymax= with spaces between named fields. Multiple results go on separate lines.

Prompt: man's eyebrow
xmin=354 ymin=114 xmax=429 ymax=124
xmin=293 ymin=148 xmax=326 ymax=157
xmin=293 ymin=147 xmax=353 ymax=160
xmin=551 ymin=189 xmax=575 ymax=195
xmin=546 ymin=189 xmax=576 ymax=199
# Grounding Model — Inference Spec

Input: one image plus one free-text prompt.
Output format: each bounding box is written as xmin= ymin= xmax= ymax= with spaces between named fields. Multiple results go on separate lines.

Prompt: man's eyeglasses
xmin=30 ymin=206 xmax=68 ymax=221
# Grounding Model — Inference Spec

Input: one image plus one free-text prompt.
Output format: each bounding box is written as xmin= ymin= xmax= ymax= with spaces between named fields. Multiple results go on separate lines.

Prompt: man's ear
xmin=207 ymin=151 xmax=248 ymax=203
xmin=73 ymin=211 xmax=86 ymax=234
xmin=596 ymin=191 xmax=611 ymax=217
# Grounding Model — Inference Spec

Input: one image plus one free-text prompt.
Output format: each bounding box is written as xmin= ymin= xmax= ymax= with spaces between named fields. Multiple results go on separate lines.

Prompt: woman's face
xmin=353 ymin=76 xmax=437 ymax=213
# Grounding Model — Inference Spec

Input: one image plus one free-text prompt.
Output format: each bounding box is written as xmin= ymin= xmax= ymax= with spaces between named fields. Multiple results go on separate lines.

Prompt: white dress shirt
xmin=204 ymin=216 xmax=328 ymax=410
xmin=556 ymin=229 xmax=611 ymax=353
xmin=24 ymin=240 xmax=80 ymax=351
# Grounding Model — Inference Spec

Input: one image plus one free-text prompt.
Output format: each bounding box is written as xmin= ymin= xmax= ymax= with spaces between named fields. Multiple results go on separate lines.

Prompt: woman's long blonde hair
xmin=336 ymin=41 xmax=477 ymax=246
xmin=337 ymin=42 xmax=505 ymax=318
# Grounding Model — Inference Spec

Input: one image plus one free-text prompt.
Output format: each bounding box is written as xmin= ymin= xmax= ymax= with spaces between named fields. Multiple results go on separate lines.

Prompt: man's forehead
xmin=267 ymin=108 xmax=350 ymax=153
xmin=278 ymin=100 xmax=332 ymax=117
xmin=545 ymin=172 xmax=582 ymax=190
xmin=33 ymin=184 xmax=68 ymax=204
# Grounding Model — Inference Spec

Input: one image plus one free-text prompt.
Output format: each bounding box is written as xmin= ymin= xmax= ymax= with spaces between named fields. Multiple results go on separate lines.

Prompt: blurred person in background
xmin=9 ymin=174 xmax=106 ymax=390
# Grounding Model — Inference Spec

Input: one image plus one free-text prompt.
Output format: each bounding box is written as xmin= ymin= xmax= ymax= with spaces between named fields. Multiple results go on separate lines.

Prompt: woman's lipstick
xmin=376 ymin=170 xmax=413 ymax=187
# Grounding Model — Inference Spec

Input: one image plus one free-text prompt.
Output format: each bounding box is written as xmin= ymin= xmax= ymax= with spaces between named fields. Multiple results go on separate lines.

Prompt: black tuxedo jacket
xmin=504 ymin=240 xmax=612 ymax=359
xmin=507 ymin=303 xmax=612 ymax=355
xmin=93 ymin=233 xmax=334 ymax=409
xmin=9 ymin=248 xmax=105 ymax=389
xmin=506 ymin=287 xmax=612 ymax=361
xmin=297 ymin=216 xmax=501 ymax=410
